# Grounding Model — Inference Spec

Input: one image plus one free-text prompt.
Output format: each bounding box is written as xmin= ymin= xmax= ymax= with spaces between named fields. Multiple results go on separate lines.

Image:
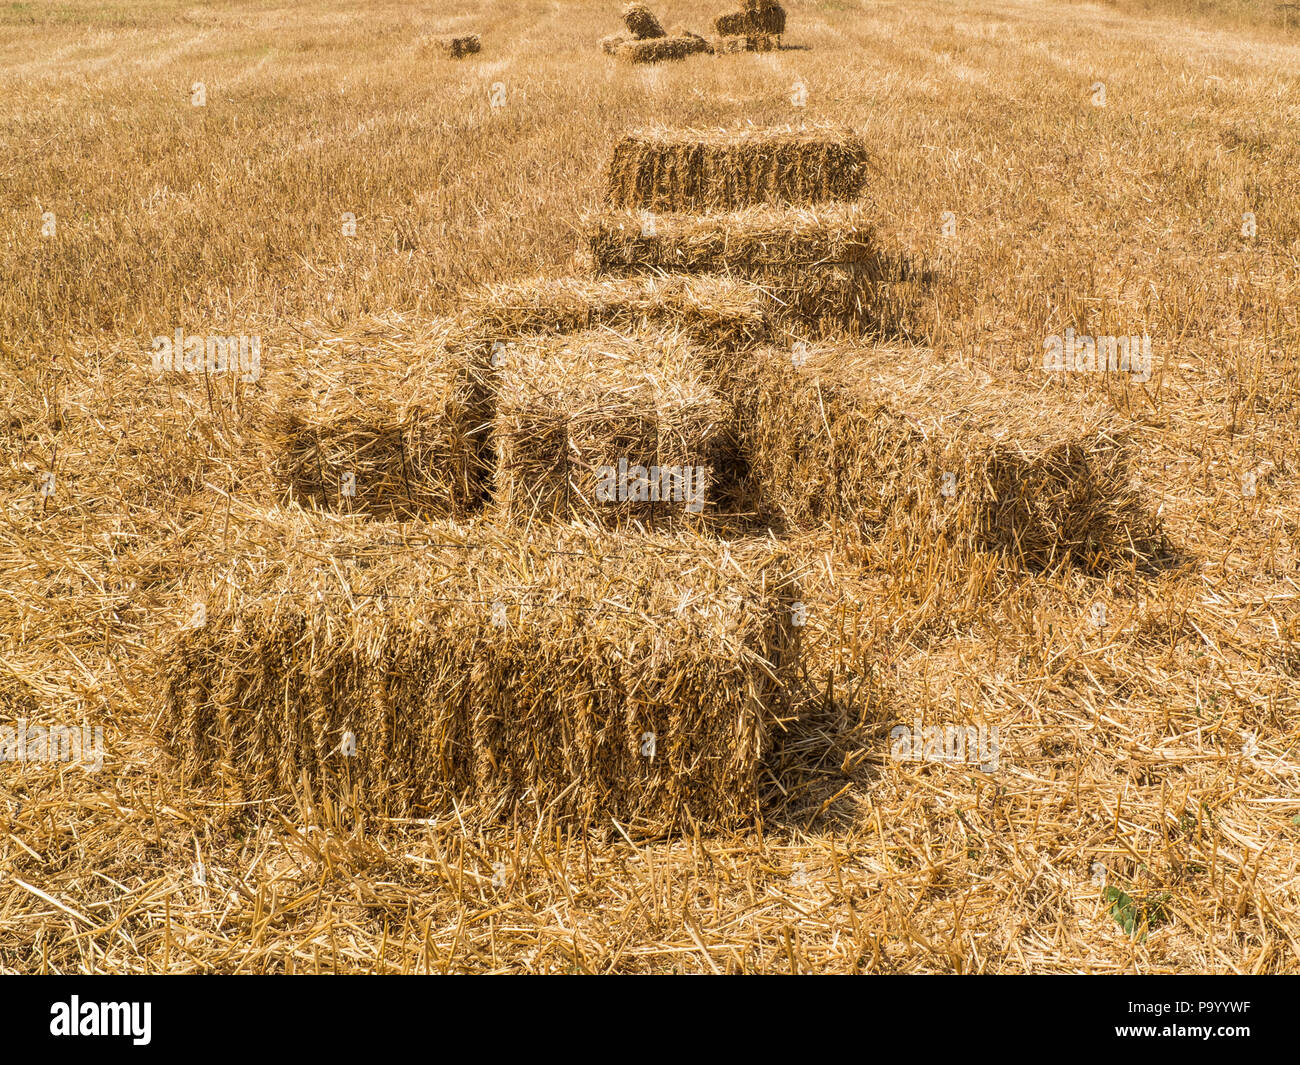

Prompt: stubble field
xmin=2 ymin=0 xmax=1300 ymax=973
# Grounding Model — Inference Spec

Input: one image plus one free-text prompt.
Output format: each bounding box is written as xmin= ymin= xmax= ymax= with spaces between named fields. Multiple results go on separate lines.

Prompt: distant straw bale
xmin=164 ymin=509 xmax=798 ymax=831
xmin=617 ymin=36 xmax=698 ymax=63
xmin=720 ymin=345 xmax=1155 ymax=569
xmin=588 ymin=203 xmax=881 ymax=335
xmin=429 ymin=34 xmax=481 ymax=58
xmin=492 ymin=331 xmax=726 ymax=527
xmin=714 ymin=1 xmax=786 ymax=37
xmin=606 ymin=126 xmax=869 ymax=212
xmin=622 ymin=2 xmax=667 ymax=38
xmin=459 ymin=274 xmax=770 ymax=351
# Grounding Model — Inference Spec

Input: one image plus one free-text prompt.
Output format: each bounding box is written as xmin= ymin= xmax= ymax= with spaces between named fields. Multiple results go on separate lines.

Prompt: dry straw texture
xmin=492 ymin=331 xmax=727 ymax=527
xmin=720 ymin=345 xmax=1156 ymax=572
xmin=714 ymin=1 xmax=786 ymax=38
xmin=164 ymin=509 xmax=796 ymax=834
xmin=8 ymin=0 xmax=1300 ymax=976
xmin=616 ymin=36 xmax=705 ymax=64
xmin=600 ymin=32 xmax=630 ymax=54
xmin=459 ymin=273 xmax=770 ymax=351
xmin=429 ymin=34 xmax=482 ymax=58
xmin=265 ymin=330 xmax=489 ymax=521
xmin=606 ymin=126 xmax=869 ymax=212
xmin=589 ymin=203 xmax=880 ymax=335
xmin=621 ymin=2 xmax=667 ymax=39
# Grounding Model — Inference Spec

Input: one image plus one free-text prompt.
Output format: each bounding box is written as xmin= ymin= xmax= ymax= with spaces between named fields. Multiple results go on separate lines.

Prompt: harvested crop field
xmin=3 ymin=0 xmax=1300 ymax=984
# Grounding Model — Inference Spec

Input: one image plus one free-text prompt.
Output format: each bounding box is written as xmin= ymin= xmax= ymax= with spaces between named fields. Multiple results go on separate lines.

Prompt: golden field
xmin=2 ymin=0 xmax=1300 ymax=973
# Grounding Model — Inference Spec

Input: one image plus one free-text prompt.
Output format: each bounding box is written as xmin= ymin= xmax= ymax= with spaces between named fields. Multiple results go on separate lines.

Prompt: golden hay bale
xmin=264 ymin=322 xmax=489 ymax=520
xmin=164 ymin=509 xmax=798 ymax=831
xmin=492 ymin=331 xmax=727 ymax=527
xmin=600 ymin=32 xmax=631 ymax=54
xmin=714 ymin=1 xmax=786 ymax=37
xmin=458 ymin=274 xmax=770 ymax=351
xmin=429 ymin=34 xmax=481 ymax=58
xmin=719 ymin=345 xmax=1156 ymax=570
xmin=588 ymin=203 xmax=881 ymax=335
xmin=622 ymin=2 xmax=667 ymax=39
xmin=749 ymin=0 xmax=787 ymax=34
xmin=617 ymin=36 xmax=698 ymax=63
xmin=606 ymin=126 xmax=869 ymax=212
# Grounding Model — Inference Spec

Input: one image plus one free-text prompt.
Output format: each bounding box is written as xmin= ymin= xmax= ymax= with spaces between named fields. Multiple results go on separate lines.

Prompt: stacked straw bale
xmin=458 ymin=274 xmax=770 ymax=352
xmin=265 ymin=330 xmax=489 ymax=520
xmin=164 ymin=509 xmax=798 ymax=831
xmin=492 ymin=331 xmax=727 ymax=527
xmin=622 ymin=2 xmax=667 ymax=38
xmin=606 ymin=126 xmax=868 ymax=212
xmin=429 ymin=34 xmax=481 ymax=58
xmin=589 ymin=204 xmax=880 ymax=335
xmin=719 ymin=345 xmax=1155 ymax=569
xmin=714 ymin=0 xmax=786 ymax=36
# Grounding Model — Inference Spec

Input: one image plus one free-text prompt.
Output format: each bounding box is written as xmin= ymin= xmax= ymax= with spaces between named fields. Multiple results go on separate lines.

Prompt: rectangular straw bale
xmin=714 ymin=1 xmax=786 ymax=35
xmin=458 ymin=274 xmax=770 ymax=352
xmin=589 ymin=204 xmax=881 ymax=335
xmin=622 ymin=2 xmax=667 ymax=39
xmin=606 ymin=126 xmax=866 ymax=212
xmin=492 ymin=331 xmax=727 ymax=527
xmin=617 ymin=36 xmax=699 ymax=63
xmin=164 ymin=510 xmax=797 ymax=832
xmin=266 ymin=323 xmax=489 ymax=520
xmin=720 ymin=345 xmax=1154 ymax=570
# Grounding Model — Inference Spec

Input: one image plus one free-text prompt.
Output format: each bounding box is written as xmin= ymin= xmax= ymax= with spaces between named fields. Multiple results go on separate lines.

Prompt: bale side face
xmin=617 ymin=36 xmax=696 ymax=63
xmin=492 ymin=332 xmax=727 ymax=527
xmin=721 ymin=345 xmax=1155 ymax=569
xmin=606 ymin=126 xmax=869 ymax=212
xmin=622 ymin=2 xmax=667 ymax=39
xmin=600 ymin=32 xmax=631 ymax=54
xmin=714 ymin=2 xmax=786 ymax=36
xmin=458 ymin=274 xmax=770 ymax=351
xmin=164 ymin=513 xmax=796 ymax=832
xmin=588 ymin=205 xmax=881 ymax=335
xmin=267 ymin=339 xmax=489 ymax=520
